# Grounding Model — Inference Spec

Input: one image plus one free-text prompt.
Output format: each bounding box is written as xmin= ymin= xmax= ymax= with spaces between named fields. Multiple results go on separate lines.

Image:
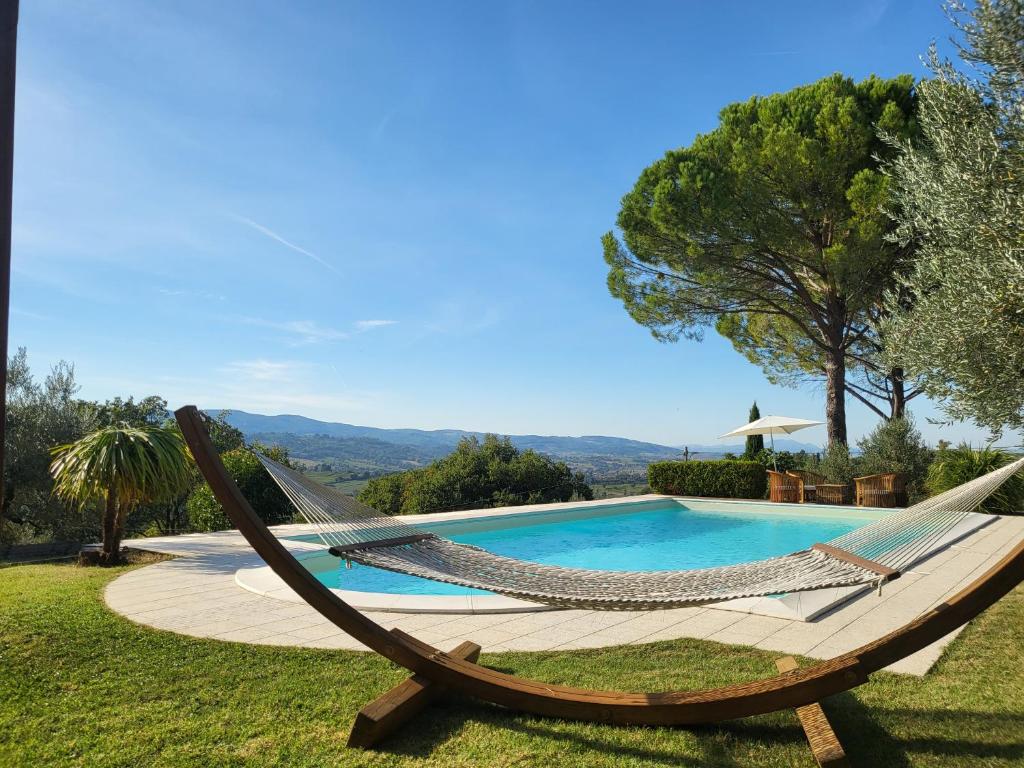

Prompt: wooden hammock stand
xmin=176 ymin=406 xmax=1024 ymax=766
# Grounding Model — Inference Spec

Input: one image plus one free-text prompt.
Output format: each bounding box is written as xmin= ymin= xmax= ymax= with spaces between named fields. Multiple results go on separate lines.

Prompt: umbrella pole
xmin=770 ymin=432 xmax=777 ymax=471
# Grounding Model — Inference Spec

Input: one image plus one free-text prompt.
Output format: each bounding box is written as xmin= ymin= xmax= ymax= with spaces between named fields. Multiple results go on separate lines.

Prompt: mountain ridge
xmin=216 ymin=409 xmax=695 ymax=456
xmin=214 ymin=409 xmax=822 ymax=479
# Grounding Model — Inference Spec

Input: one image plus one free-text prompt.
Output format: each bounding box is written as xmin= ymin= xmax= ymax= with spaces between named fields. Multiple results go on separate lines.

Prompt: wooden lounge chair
xmin=786 ymin=470 xmax=825 ymax=503
xmin=175 ymin=405 xmax=1024 ymax=760
xmin=767 ymin=469 xmax=801 ymax=503
xmin=786 ymin=470 xmax=850 ymax=505
xmin=815 ymin=482 xmax=850 ymax=505
xmin=855 ymin=473 xmax=907 ymax=508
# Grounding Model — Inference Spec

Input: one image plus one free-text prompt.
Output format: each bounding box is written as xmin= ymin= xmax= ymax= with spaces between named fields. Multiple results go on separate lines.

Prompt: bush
xmin=357 ymin=472 xmax=411 ymax=517
xmin=750 ymin=448 xmax=801 ymax=472
xmin=358 ymin=435 xmax=593 ymax=515
xmin=648 ymin=460 xmax=766 ymax=499
xmin=806 ymin=442 xmax=858 ymax=486
xmin=857 ymin=416 xmax=933 ymax=503
xmin=187 ymin=445 xmax=294 ymax=531
xmin=926 ymin=444 xmax=1024 ymax=515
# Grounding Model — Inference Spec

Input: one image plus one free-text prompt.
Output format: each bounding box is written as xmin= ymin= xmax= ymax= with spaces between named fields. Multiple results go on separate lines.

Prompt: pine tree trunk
xmin=824 ymin=349 xmax=848 ymax=446
xmin=890 ymin=367 xmax=907 ymax=419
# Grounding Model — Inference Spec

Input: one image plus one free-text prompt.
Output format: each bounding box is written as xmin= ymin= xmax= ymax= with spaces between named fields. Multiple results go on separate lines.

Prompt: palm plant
xmin=50 ymin=424 xmax=192 ymax=564
xmin=926 ymin=444 xmax=1024 ymax=515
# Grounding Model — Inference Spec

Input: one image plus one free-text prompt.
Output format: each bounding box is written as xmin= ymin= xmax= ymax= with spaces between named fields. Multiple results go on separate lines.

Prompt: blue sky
xmin=10 ymin=0 xmax=1011 ymax=448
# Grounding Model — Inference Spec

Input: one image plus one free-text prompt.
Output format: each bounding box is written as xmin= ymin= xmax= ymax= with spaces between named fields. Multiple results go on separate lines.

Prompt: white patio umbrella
xmin=719 ymin=415 xmax=823 ymax=470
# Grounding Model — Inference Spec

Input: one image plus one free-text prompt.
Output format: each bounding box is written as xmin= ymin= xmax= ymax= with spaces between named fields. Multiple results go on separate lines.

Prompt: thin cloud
xmin=424 ymin=299 xmax=500 ymax=336
xmin=355 ymin=319 xmax=398 ymax=331
xmin=372 ymin=110 xmax=396 ymax=140
xmin=231 ymin=214 xmax=342 ymax=277
xmin=205 ymin=360 xmax=369 ymax=414
xmin=221 ymin=359 xmax=298 ymax=382
xmin=11 ymin=307 xmax=51 ymax=321
xmin=239 ymin=316 xmax=397 ymax=345
xmin=241 ymin=317 xmax=350 ymax=345
xmin=159 ymin=287 xmax=226 ymax=301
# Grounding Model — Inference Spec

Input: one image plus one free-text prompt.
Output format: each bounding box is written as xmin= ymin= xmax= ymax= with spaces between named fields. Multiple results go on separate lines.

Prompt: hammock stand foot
xmin=347 ymin=640 xmax=482 ymax=749
xmin=776 ymin=656 xmax=849 ymax=768
xmin=348 ymin=644 xmax=848 ymax=761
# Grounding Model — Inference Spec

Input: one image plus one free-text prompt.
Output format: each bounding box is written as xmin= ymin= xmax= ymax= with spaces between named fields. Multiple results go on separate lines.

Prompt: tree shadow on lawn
xmin=826 ymin=691 xmax=1024 ymax=766
xmin=374 ymin=695 xmax=803 ymax=767
xmin=372 ymin=691 xmax=1024 ymax=767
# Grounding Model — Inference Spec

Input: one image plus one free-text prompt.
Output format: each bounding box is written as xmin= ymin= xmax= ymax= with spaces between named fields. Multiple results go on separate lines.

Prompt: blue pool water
xmin=298 ymin=502 xmax=870 ymax=596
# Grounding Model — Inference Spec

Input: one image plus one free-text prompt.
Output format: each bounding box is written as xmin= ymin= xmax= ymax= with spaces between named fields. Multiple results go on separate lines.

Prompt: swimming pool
xmin=288 ymin=499 xmax=881 ymax=597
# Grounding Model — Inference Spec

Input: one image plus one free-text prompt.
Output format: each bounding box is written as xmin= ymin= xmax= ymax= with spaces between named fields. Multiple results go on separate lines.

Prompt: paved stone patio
xmin=105 ymin=514 xmax=1024 ymax=676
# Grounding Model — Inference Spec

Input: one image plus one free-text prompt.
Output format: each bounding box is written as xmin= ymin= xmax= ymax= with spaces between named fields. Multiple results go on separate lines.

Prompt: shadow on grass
xmin=826 ymin=691 xmax=1024 ymax=766
xmin=367 ymin=690 xmax=1024 ymax=767
xmin=374 ymin=696 xmax=805 ymax=767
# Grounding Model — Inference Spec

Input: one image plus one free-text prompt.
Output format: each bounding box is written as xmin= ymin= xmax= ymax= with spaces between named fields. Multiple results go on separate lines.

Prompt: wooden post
xmin=0 ymin=0 xmax=19 ymax=522
xmin=348 ymin=640 xmax=482 ymax=749
xmin=776 ymin=656 xmax=849 ymax=768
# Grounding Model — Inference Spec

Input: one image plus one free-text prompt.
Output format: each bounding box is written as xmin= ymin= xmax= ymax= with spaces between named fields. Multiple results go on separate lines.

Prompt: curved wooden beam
xmin=176 ymin=406 xmax=1024 ymax=726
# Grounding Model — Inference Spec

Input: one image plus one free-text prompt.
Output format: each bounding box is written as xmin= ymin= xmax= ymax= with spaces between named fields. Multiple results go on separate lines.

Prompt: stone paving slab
xmin=105 ymin=515 xmax=1024 ymax=676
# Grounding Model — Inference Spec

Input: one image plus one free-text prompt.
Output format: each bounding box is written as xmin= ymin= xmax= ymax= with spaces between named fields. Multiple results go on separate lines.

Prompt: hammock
xmin=258 ymin=454 xmax=1024 ymax=611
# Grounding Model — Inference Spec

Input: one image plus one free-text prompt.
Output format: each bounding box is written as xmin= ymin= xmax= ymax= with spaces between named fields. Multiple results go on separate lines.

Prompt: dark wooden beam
xmin=811 ymin=543 xmax=900 ymax=581
xmin=348 ymin=640 xmax=482 ymax=749
xmin=776 ymin=656 xmax=849 ymax=768
xmin=328 ymin=533 xmax=435 ymax=557
xmin=0 ymin=0 xmax=19 ymax=520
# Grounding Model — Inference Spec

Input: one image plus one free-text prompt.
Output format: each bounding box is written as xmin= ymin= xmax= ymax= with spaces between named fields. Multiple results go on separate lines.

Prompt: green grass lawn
xmin=1 ymin=562 xmax=1022 ymax=767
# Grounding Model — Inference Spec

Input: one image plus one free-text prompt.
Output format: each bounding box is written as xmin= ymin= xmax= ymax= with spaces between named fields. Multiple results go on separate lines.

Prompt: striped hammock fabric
xmin=256 ymin=454 xmax=1024 ymax=611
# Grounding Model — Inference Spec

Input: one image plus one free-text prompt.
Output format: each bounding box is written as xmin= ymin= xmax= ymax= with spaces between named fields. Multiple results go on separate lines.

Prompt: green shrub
xmin=357 ymin=472 xmax=412 ymax=517
xmin=857 ymin=416 xmax=933 ymax=503
xmin=806 ymin=442 xmax=858 ymax=485
xmin=358 ymin=435 xmax=593 ymax=515
xmin=751 ymin=448 xmax=801 ymax=472
xmin=648 ymin=460 xmax=766 ymax=499
xmin=926 ymin=444 xmax=1024 ymax=514
xmin=187 ymin=445 xmax=294 ymax=531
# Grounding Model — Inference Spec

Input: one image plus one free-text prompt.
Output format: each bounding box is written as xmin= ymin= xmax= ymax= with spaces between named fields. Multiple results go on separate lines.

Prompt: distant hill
xmin=213 ymin=410 xmax=822 ymax=480
xmin=218 ymin=410 xmax=682 ymax=457
xmin=681 ymin=439 xmax=822 ymax=455
xmin=216 ymin=410 xmax=685 ymax=480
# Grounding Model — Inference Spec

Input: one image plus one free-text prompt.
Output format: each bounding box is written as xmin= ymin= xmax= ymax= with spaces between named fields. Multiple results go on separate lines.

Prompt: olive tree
xmin=883 ymin=0 xmax=1024 ymax=434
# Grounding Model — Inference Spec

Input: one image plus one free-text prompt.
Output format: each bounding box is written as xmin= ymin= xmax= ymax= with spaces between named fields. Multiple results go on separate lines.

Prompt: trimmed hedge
xmin=648 ymin=459 xmax=767 ymax=499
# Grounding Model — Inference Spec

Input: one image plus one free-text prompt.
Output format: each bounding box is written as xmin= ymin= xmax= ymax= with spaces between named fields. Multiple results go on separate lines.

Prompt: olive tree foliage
xmin=856 ymin=415 xmax=933 ymax=503
xmin=186 ymin=444 xmax=293 ymax=532
xmin=883 ymin=0 xmax=1024 ymax=434
xmin=604 ymin=74 xmax=918 ymax=445
xmin=2 ymin=348 xmax=95 ymax=542
xmin=141 ymin=409 xmax=246 ymax=536
xmin=88 ymin=395 xmax=169 ymax=428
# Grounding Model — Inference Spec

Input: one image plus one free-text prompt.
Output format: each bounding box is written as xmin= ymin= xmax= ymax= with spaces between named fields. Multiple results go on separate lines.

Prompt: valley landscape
xmin=217 ymin=409 xmax=821 ymax=496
